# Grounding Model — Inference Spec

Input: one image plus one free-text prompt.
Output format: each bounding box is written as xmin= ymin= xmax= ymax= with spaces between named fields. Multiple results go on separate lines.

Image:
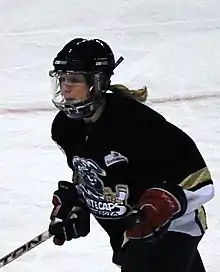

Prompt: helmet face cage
xmin=49 ymin=38 xmax=116 ymax=119
xmin=49 ymin=70 xmax=107 ymax=119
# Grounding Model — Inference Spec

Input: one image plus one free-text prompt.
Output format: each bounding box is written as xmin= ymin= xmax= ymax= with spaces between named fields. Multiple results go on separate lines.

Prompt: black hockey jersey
xmin=51 ymin=91 xmax=214 ymax=240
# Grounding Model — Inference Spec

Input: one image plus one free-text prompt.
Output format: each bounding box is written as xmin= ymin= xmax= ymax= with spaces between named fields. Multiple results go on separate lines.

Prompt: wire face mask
xmin=49 ymin=70 xmax=105 ymax=119
xmin=49 ymin=38 xmax=124 ymax=119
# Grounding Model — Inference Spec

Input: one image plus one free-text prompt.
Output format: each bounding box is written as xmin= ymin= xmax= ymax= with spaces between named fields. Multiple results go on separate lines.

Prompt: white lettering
xmin=85 ymin=198 xmax=128 ymax=217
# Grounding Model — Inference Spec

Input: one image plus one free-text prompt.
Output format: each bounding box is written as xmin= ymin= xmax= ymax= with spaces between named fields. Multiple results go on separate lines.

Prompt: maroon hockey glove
xmin=126 ymin=188 xmax=185 ymax=240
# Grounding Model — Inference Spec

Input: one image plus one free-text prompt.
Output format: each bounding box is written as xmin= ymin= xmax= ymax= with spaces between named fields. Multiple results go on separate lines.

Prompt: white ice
xmin=0 ymin=0 xmax=220 ymax=271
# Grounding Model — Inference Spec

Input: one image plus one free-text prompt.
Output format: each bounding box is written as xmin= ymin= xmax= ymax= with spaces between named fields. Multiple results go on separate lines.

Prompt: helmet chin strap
xmin=83 ymin=56 xmax=123 ymax=123
xmin=82 ymin=57 xmax=124 ymax=123
xmin=115 ymin=56 xmax=124 ymax=69
xmin=83 ymin=97 xmax=106 ymax=123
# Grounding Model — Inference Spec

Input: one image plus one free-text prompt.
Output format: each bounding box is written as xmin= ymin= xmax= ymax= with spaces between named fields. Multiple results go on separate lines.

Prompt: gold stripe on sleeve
xmin=197 ymin=206 xmax=207 ymax=232
xmin=179 ymin=167 xmax=211 ymax=190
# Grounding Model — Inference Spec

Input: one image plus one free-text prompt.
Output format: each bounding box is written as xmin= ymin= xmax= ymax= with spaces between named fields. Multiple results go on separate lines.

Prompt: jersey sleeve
xmin=160 ymin=122 xmax=214 ymax=214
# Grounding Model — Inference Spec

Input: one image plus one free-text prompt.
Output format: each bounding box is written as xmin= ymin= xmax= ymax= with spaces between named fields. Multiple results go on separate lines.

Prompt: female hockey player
xmin=48 ymin=38 xmax=214 ymax=272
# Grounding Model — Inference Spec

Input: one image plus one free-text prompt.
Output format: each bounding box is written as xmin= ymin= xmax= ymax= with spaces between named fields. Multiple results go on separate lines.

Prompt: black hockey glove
xmin=48 ymin=180 xmax=90 ymax=246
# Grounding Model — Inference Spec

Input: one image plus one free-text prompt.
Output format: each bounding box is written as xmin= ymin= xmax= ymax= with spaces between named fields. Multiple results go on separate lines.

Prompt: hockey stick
xmin=0 ymin=230 xmax=52 ymax=268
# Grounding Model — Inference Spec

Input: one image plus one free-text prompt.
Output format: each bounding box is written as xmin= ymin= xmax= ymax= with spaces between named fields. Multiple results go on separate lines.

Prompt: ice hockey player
xmin=48 ymin=38 xmax=214 ymax=272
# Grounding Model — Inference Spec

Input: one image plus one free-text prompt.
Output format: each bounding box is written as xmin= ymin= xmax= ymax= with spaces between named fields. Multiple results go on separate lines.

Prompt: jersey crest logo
xmin=72 ymin=156 xmax=106 ymax=195
xmin=72 ymin=156 xmax=130 ymax=218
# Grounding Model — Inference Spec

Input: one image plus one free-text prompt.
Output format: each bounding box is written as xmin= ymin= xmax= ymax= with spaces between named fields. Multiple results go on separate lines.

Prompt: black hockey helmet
xmin=53 ymin=38 xmax=116 ymax=76
xmin=49 ymin=38 xmax=120 ymax=119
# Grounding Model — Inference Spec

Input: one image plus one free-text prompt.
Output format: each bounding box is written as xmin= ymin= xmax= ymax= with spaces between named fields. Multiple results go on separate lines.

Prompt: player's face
xmin=60 ymin=73 xmax=89 ymax=101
